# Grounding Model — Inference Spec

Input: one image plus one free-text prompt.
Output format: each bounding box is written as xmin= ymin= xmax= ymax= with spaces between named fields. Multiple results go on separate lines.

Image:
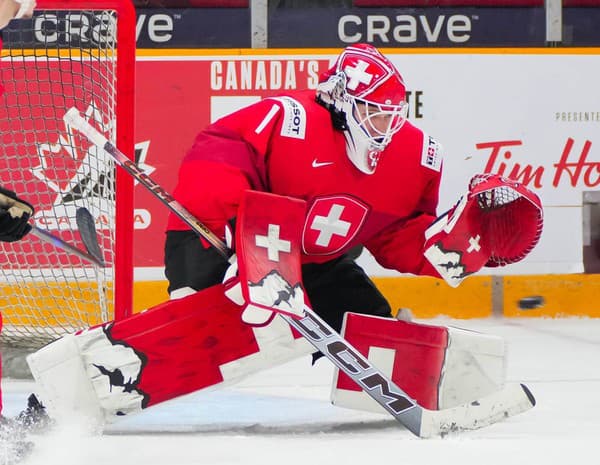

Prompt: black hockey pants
xmin=165 ymin=230 xmax=392 ymax=333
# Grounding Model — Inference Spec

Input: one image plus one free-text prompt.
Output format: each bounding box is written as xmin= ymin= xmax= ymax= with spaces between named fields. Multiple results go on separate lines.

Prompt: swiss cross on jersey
xmin=302 ymin=195 xmax=369 ymax=256
xmin=237 ymin=191 xmax=369 ymax=271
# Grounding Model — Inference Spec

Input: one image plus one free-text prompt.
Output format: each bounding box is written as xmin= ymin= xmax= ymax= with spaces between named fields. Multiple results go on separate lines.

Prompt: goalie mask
xmin=316 ymin=44 xmax=408 ymax=174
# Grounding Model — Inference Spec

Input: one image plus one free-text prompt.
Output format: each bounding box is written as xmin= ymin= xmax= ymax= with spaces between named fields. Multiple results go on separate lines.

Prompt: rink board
xmin=1 ymin=274 xmax=596 ymax=330
xmin=127 ymin=48 xmax=599 ymax=319
xmin=118 ymin=48 xmax=600 ymax=276
xmin=129 ymin=274 xmax=600 ymax=319
xmin=3 ymin=48 xmax=600 ymax=330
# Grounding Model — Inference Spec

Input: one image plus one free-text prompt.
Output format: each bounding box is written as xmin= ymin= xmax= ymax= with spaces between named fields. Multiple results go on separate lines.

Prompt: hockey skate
xmin=15 ymin=394 xmax=53 ymax=433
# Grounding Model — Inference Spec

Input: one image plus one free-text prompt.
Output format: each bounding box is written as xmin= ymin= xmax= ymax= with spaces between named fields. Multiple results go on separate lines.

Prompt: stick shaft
xmin=30 ymin=226 xmax=104 ymax=267
xmin=64 ymin=108 xmax=230 ymax=259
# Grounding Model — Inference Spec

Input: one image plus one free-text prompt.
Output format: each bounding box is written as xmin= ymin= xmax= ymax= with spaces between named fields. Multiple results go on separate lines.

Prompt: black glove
xmin=0 ymin=186 xmax=34 ymax=242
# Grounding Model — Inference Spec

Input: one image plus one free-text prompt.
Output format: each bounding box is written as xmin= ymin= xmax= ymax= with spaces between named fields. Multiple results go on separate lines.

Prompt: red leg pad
xmin=333 ymin=313 xmax=448 ymax=410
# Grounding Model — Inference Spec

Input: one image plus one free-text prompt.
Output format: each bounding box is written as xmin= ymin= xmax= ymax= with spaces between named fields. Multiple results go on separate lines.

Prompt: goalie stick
xmin=63 ymin=107 xmax=536 ymax=438
xmin=74 ymin=206 xmax=110 ymax=322
xmin=75 ymin=207 xmax=105 ymax=267
xmin=0 ymin=189 xmax=103 ymax=267
xmin=30 ymin=225 xmax=104 ymax=268
xmin=64 ymin=108 xmax=229 ymax=260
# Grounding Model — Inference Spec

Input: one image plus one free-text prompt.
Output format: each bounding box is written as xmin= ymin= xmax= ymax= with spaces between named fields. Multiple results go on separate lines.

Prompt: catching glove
xmin=424 ymin=173 xmax=543 ymax=287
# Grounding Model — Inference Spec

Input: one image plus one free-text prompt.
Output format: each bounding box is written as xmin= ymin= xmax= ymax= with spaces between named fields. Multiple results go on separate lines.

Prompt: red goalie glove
xmin=424 ymin=173 xmax=543 ymax=287
xmin=473 ymin=174 xmax=543 ymax=267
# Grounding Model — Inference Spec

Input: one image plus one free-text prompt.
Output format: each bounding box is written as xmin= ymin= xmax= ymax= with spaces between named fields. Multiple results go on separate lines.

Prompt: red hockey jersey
xmin=168 ymin=90 xmax=442 ymax=277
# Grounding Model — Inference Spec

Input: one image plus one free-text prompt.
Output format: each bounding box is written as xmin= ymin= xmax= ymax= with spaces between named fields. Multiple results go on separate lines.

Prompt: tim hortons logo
xmin=476 ymin=137 xmax=600 ymax=189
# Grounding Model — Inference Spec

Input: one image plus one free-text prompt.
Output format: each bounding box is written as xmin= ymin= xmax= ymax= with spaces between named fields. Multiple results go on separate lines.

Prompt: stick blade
xmin=418 ymin=383 xmax=535 ymax=438
xmin=75 ymin=207 xmax=105 ymax=267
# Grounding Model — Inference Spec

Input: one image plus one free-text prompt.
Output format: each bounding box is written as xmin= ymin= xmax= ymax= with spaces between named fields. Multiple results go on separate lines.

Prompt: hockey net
xmin=0 ymin=0 xmax=136 ymax=348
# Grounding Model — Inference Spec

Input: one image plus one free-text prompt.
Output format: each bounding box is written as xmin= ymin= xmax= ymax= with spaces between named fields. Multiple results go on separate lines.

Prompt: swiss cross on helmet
xmin=316 ymin=44 xmax=408 ymax=174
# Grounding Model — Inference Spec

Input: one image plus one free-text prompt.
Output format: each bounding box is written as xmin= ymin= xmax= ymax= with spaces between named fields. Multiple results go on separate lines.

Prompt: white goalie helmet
xmin=316 ymin=44 xmax=409 ymax=174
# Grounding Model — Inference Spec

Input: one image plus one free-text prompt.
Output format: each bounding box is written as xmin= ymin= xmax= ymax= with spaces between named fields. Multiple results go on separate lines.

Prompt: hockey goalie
xmin=27 ymin=44 xmax=543 ymax=433
xmin=27 ymin=180 xmax=542 ymax=430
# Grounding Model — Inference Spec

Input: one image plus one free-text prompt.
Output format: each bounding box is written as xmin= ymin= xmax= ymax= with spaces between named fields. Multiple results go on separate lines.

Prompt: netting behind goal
xmin=0 ymin=0 xmax=136 ymax=348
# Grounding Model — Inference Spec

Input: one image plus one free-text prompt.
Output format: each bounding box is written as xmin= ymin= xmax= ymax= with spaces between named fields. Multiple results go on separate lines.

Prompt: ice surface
xmin=2 ymin=317 xmax=599 ymax=465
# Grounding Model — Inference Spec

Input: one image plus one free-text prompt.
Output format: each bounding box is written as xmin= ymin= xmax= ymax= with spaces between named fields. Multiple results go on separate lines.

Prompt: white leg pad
xmin=27 ymin=333 xmax=106 ymax=428
xmin=219 ymin=315 xmax=313 ymax=383
xmin=27 ymin=325 xmax=148 ymax=428
xmin=439 ymin=326 xmax=506 ymax=408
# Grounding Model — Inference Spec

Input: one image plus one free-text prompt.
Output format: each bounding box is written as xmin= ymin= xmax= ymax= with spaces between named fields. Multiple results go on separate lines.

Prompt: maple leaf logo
xmin=30 ymin=103 xmax=154 ymax=230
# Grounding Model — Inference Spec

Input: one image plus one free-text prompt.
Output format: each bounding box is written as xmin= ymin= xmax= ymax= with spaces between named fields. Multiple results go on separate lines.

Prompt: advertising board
xmin=127 ymin=49 xmax=600 ymax=277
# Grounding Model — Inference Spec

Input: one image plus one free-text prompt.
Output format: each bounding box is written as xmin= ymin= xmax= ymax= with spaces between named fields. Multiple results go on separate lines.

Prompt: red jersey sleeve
xmin=364 ymin=175 xmax=442 ymax=278
xmin=166 ymin=98 xmax=286 ymax=239
xmin=216 ymin=97 xmax=286 ymax=156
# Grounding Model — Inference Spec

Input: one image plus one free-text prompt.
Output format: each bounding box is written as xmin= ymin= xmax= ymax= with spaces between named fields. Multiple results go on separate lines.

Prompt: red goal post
xmin=0 ymin=0 xmax=136 ymax=348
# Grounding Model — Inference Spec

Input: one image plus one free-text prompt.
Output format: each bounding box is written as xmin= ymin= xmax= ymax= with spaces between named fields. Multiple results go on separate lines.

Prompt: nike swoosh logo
xmin=312 ymin=159 xmax=334 ymax=168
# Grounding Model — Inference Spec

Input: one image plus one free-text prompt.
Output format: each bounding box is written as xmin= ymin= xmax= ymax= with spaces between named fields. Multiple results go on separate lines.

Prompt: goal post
xmin=0 ymin=0 xmax=136 ymax=348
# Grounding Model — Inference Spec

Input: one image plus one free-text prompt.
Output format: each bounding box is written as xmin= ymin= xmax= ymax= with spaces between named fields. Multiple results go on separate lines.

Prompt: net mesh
xmin=0 ymin=11 xmax=119 ymax=348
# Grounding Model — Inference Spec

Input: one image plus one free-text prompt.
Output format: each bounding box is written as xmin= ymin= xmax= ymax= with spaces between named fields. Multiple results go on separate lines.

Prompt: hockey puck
xmin=517 ymin=295 xmax=545 ymax=310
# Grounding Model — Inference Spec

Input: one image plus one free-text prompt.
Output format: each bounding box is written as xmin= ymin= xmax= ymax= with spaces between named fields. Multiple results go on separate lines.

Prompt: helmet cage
xmin=349 ymin=95 xmax=408 ymax=151
xmin=316 ymin=44 xmax=410 ymax=174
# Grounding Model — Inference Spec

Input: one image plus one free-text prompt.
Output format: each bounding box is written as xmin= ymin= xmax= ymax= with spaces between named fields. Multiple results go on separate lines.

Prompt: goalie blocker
xmin=28 ymin=189 xmax=511 ymax=428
